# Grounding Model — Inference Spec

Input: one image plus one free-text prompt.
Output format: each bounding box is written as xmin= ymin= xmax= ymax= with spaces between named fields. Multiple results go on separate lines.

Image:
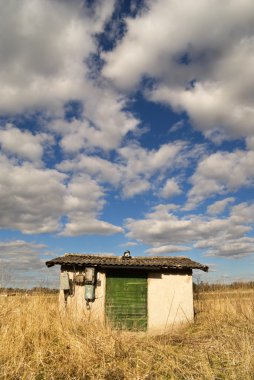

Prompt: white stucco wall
xmin=59 ymin=270 xmax=106 ymax=321
xmin=147 ymin=271 xmax=194 ymax=333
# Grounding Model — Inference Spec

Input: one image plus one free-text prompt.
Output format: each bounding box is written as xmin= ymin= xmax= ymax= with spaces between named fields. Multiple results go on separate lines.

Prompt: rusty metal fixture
xmin=74 ymin=274 xmax=85 ymax=286
xmin=122 ymin=250 xmax=131 ymax=259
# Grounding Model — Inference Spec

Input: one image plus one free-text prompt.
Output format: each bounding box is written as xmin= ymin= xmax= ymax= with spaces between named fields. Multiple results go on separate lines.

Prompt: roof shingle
xmin=45 ymin=253 xmax=208 ymax=272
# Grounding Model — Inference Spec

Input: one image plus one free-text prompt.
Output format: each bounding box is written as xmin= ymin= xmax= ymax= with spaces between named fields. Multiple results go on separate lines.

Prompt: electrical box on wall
xmin=85 ymin=267 xmax=95 ymax=284
xmin=75 ymin=274 xmax=85 ymax=285
xmin=60 ymin=272 xmax=70 ymax=290
xmin=85 ymin=284 xmax=95 ymax=301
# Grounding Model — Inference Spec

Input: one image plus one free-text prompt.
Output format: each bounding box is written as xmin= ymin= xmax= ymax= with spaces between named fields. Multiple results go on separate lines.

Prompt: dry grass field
xmin=0 ymin=288 xmax=253 ymax=380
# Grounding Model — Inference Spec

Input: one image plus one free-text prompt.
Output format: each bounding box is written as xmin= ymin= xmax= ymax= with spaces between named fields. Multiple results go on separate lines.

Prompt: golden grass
xmin=0 ymin=290 xmax=254 ymax=380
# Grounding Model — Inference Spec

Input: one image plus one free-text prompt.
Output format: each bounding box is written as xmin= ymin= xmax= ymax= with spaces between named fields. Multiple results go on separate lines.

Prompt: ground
xmin=0 ymin=286 xmax=253 ymax=379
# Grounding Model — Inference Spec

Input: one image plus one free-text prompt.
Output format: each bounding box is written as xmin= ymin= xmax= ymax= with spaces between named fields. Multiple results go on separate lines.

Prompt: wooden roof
xmin=45 ymin=254 xmax=208 ymax=272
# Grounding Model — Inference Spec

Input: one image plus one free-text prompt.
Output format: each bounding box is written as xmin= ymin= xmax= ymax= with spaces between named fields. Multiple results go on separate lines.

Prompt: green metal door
xmin=105 ymin=271 xmax=147 ymax=331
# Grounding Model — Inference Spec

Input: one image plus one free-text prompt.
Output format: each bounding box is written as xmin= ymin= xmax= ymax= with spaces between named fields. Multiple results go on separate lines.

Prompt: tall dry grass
xmin=0 ymin=290 xmax=254 ymax=380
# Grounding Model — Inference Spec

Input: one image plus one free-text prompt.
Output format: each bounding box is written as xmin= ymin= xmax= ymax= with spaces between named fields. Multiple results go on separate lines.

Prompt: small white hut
xmin=46 ymin=252 xmax=208 ymax=333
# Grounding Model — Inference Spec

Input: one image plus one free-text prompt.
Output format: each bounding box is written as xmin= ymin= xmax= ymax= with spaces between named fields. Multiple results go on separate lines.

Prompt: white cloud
xmin=63 ymin=174 xmax=105 ymax=214
xmin=118 ymin=141 xmax=185 ymax=197
xmin=62 ymin=174 xmax=123 ymax=236
xmin=50 ymin=85 xmax=139 ymax=152
xmin=2 ymin=0 xmax=254 ymax=257
xmin=119 ymin=142 xmax=183 ymax=174
xmin=57 ymin=154 xmax=122 ymax=186
xmin=0 ymin=154 xmax=66 ymax=233
xmin=122 ymin=178 xmax=150 ymax=198
xmin=0 ymin=154 xmax=122 ymax=236
xmin=146 ymin=244 xmax=190 ymax=255
xmin=80 ymin=85 xmax=139 ymax=151
xmin=120 ymin=241 xmax=138 ymax=247
xmin=0 ymin=0 xmax=114 ymax=114
xmin=170 ymin=120 xmax=184 ymax=133
xmin=103 ymin=0 xmax=254 ymax=141
xmin=207 ymin=197 xmax=235 ymax=215
xmin=62 ymin=218 xmax=123 ymax=236
xmin=0 ymin=124 xmax=53 ymax=163
xmin=246 ymin=136 xmax=254 ymax=150
xmin=195 ymin=236 xmax=254 ymax=258
xmin=186 ymin=149 xmax=254 ymax=209
xmin=150 ymin=72 xmax=254 ymax=142
xmin=0 ymin=240 xmax=45 ymax=267
xmin=0 ymin=240 xmax=52 ymax=287
xmin=160 ymin=179 xmax=182 ymax=198
xmin=57 ymin=141 xmax=186 ymax=198
xmin=125 ymin=202 xmax=254 ymax=258
xmin=0 ymin=1 xmax=140 ymax=156
xmin=231 ymin=202 xmax=254 ymax=224
xmin=103 ymin=0 xmax=254 ymax=88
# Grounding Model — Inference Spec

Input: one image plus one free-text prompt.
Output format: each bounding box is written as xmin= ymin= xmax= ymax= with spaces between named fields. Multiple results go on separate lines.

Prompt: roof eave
xmin=45 ymin=261 xmax=55 ymax=268
xmin=45 ymin=260 xmax=208 ymax=272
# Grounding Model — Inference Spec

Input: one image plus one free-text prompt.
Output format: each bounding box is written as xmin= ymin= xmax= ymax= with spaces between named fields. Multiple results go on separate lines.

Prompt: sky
xmin=0 ymin=0 xmax=254 ymax=288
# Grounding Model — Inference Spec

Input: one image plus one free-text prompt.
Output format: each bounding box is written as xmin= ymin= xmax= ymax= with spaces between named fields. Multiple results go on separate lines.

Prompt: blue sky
xmin=0 ymin=0 xmax=254 ymax=287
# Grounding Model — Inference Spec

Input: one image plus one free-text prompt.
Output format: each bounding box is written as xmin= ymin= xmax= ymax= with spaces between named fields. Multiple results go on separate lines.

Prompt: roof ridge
xmin=63 ymin=253 xmax=190 ymax=259
xmin=64 ymin=253 xmax=114 ymax=257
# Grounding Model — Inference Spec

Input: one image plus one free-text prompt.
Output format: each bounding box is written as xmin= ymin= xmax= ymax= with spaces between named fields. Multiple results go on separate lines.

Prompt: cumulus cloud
xmin=50 ymin=85 xmax=139 ymax=152
xmin=0 ymin=124 xmax=53 ymax=163
xmin=0 ymin=1 xmax=141 ymax=155
xmin=246 ymin=136 xmax=254 ymax=150
xmin=207 ymin=197 xmax=235 ymax=215
xmin=122 ymin=178 xmax=150 ymax=198
xmin=0 ymin=135 xmax=190 ymax=236
xmin=1 ymin=0 xmax=254 ymax=274
xmin=57 ymin=154 xmax=122 ymax=186
xmin=125 ymin=202 xmax=254 ymax=258
xmin=0 ymin=154 xmax=66 ymax=233
xmin=145 ymin=244 xmax=190 ymax=255
xmin=119 ymin=142 xmax=183 ymax=176
xmin=185 ymin=149 xmax=254 ymax=209
xmin=0 ymin=154 xmax=122 ymax=235
xmin=120 ymin=241 xmax=138 ymax=247
xmin=150 ymin=65 xmax=254 ymax=142
xmin=62 ymin=218 xmax=123 ymax=236
xmin=160 ymin=179 xmax=182 ymax=198
xmin=196 ymin=237 xmax=254 ymax=258
xmin=0 ymin=240 xmax=55 ymax=287
xmin=103 ymin=0 xmax=254 ymax=88
xmin=103 ymin=0 xmax=254 ymax=141
xmin=57 ymin=141 xmax=186 ymax=197
xmin=118 ymin=141 xmax=185 ymax=197
xmin=0 ymin=0 xmax=114 ymax=114
xmin=62 ymin=174 xmax=123 ymax=236
xmin=0 ymin=240 xmax=46 ymax=266
xmin=231 ymin=202 xmax=254 ymax=224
